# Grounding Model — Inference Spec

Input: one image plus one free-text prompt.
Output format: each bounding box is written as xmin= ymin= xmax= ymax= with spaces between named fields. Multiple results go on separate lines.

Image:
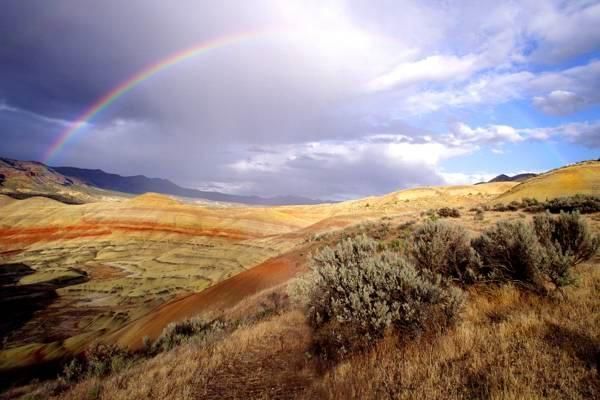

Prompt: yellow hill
xmin=332 ymin=182 xmax=517 ymax=212
xmin=497 ymin=161 xmax=600 ymax=202
xmin=127 ymin=192 xmax=183 ymax=207
xmin=0 ymin=194 xmax=17 ymax=207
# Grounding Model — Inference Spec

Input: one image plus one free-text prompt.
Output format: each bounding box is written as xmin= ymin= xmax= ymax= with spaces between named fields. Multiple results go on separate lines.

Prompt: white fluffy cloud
xmin=366 ymin=54 xmax=480 ymax=92
xmin=393 ymin=59 xmax=600 ymax=116
xmin=442 ymin=123 xmax=524 ymax=146
xmin=528 ymin=1 xmax=600 ymax=62
xmin=447 ymin=120 xmax=600 ymax=149
xmin=533 ymin=90 xmax=587 ymax=115
xmin=359 ymin=1 xmax=600 ymax=117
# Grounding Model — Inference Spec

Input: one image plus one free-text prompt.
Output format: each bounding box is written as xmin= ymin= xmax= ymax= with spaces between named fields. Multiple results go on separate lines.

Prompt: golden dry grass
xmin=305 ymin=264 xmax=600 ymax=399
xmin=11 ymin=257 xmax=597 ymax=400
xmin=498 ymin=161 xmax=600 ymax=202
xmin=1 ymin=162 xmax=599 ymax=397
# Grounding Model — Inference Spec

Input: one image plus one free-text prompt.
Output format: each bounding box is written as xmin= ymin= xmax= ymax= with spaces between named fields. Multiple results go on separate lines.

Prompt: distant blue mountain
xmin=52 ymin=166 xmax=327 ymax=205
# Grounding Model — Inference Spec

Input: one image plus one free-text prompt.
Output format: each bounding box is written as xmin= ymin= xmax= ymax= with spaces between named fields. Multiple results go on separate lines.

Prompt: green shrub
xmin=151 ymin=317 xmax=226 ymax=353
xmin=61 ymin=358 xmax=84 ymax=384
xmin=507 ymin=201 xmax=521 ymax=211
xmin=521 ymin=197 xmax=539 ymax=208
xmin=472 ymin=213 xmax=598 ymax=292
xmin=533 ymin=212 xmax=599 ymax=287
xmin=411 ymin=221 xmax=480 ymax=283
xmin=85 ymin=343 xmax=131 ymax=378
xmin=60 ymin=343 xmax=132 ymax=384
xmin=536 ymin=195 xmax=600 ymax=214
xmin=472 ymin=221 xmax=546 ymax=290
xmin=492 ymin=203 xmax=508 ymax=212
xmin=304 ymin=235 xmax=464 ymax=360
xmin=422 ymin=209 xmax=439 ymax=221
xmin=491 ymin=195 xmax=600 ymax=214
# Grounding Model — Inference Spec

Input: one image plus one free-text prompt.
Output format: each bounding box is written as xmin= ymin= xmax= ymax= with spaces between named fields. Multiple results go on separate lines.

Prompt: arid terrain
xmin=1 ymin=160 xmax=599 ymax=399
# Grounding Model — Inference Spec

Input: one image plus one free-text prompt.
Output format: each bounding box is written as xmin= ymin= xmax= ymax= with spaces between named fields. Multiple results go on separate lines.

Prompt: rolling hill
xmin=0 ymin=158 xmax=598 ymax=376
xmin=497 ymin=160 xmax=600 ymax=202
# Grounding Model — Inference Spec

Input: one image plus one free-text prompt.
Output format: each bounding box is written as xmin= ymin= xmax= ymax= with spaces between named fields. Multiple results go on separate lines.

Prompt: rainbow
xmin=43 ymin=29 xmax=270 ymax=162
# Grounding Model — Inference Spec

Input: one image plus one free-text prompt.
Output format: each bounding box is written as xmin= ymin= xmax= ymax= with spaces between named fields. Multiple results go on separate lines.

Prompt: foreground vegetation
xmin=3 ymin=210 xmax=599 ymax=399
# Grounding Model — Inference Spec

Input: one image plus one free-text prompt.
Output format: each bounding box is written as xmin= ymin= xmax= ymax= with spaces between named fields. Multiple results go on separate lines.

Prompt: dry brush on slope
xmin=13 ymin=262 xmax=599 ymax=400
xmin=297 ymin=235 xmax=464 ymax=361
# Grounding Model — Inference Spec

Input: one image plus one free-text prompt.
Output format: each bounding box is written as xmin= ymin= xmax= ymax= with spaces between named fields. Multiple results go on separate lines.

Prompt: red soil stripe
xmin=0 ymin=221 xmax=256 ymax=245
xmin=111 ymin=253 xmax=303 ymax=349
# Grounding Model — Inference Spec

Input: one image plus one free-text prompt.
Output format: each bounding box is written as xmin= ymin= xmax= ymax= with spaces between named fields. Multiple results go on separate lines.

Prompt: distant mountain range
xmin=0 ymin=157 xmax=326 ymax=205
xmin=1 ymin=156 xmax=543 ymax=206
xmin=488 ymin=173 xmax=538 ymax=183
xmin=52 ymin=166 xmax=326 ymax=205
xmin=475 ymin=173 xmax=537 ymax=185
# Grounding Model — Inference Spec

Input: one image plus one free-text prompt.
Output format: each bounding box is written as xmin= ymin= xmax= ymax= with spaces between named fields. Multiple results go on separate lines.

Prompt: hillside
xmin=0 ymin=158 xmax=121 ymax=204
xmin=0 ymin=178 xmax=519 ymax=369
xmin=0 ymin=159 xmax=598 ymax=397
xmin=497 ymin=161 xmax=600 ymax=202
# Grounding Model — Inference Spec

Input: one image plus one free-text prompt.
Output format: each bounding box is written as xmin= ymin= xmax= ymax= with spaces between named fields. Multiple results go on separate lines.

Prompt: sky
xmin=0 ymin=0 xmax=599 ymax=200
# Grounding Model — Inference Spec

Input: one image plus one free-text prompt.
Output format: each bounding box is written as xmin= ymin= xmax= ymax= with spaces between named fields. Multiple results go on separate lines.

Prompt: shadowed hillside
xmin=0 ymin=158 xmax=122 ymax=204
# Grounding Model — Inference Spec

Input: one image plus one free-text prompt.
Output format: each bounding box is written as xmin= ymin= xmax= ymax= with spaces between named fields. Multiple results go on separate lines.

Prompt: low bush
xmin=472 ymin=221 xmax=546 ymax=290
xmin=521 ymin=197 xmax=540 ymax=208
xmin=86 ymin=343 xmax=131 ymax=378
xmin=491 ymin=202 xmax=509 ymax=212
xmin=437 ymin=207 xmax=461 ymax=218
xmin=491 ymin=195 xmax=600 ymax=214
xmin=304 ymin=235 xmax=464 ymax=360
xmin=61 ymin=358 xmax=84 ymax=384
xmin=61 ymin=343 xmax=132 ymax=384
xmin=473 ymin=213 xmax=599 ymax=291
xmin=533 ymin=212 xmax=599 ymax=287
xmin=151 ymin=317 xmax=226 ymax=353
xmin=422 ymin=209 xmax=439 ymax=221
xmin=474 ymin=208 xmax=485 ymax=221
xmin=536 ymin=195 xmax=600 ymax=214
xmin=411 ymin=221 xmax=479 ymax=283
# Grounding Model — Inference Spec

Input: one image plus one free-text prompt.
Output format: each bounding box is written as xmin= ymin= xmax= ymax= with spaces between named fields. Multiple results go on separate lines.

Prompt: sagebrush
xmin=150 ymin=317 xmax=226 ymax=353
xmin=533 ymin=212 xmax=599 ymax=287
xmin=304 ymin=235 xmax=464 ymax=360
xmin=411 ymin=220 xmax=479 ymax=283
xmin=473 ymin=213 xmax=598 ymax=291
xmin=472 ymin=220 xmax=546 ymax=289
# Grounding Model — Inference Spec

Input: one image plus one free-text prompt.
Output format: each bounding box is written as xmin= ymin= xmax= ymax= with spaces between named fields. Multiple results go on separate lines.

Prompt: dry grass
xmin=498 ymin=161 xmax=600 ymax=202
xmin=304 ymin=262 xmax=600 ymax=400
xmin=11 ymin=259 xmax=596 ymax=400
xmin=4 ymin=211 xmax=598 ymax=399
xmin=41 ymin=311 xmax=314 ymax=400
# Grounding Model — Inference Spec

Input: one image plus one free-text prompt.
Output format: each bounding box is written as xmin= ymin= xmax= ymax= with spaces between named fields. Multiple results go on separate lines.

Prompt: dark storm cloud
xmin=0 ymin=108 xmax=62 ymax=160
xmin=1 ymin=0 xmax=383 ymax=153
